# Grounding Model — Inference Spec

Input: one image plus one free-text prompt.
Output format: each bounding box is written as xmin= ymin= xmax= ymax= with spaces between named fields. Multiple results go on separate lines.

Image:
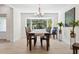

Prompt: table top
xmin=29 ymin=30 xmax=49 ymax=36
xmin=29 ymin=30 xmax=49 ymax=33
xmin=29 ymin=31 xmax=49 ymax=33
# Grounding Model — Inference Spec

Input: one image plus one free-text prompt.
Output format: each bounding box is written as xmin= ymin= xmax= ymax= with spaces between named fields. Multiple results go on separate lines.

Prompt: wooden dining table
xmin=28 ymin=30 xmax=49 ymax=51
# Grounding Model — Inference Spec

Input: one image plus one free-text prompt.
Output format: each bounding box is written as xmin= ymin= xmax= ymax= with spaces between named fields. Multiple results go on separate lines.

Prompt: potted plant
xmin=58 ymin=22 xmax=63 ymax=34
xmin=47 ymin=19 xmax=52 ymax=33
xmin=70 ymin=20 xmax=79 ymax=38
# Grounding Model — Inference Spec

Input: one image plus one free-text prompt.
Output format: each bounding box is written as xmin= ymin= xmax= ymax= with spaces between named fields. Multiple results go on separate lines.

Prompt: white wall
xmin=13 ymin=8 xmax=21 ymax=42
xmin=0 ymin=5 xmax=21 ymax=42
xmin=0 ymin=5 xmax=13 ymax=42
xmin=58 ymin=11 xmax=71 ymax=45
xmin=5 ymin=4 xmax=79 ymax=43
xmin=75 ymin=5 xmax=79 ymax=42
xmin=58 ymin=5 xmax=79 ymax=45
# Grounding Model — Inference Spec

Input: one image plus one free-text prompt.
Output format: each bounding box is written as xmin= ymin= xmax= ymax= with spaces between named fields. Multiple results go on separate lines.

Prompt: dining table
xmin=28 ymin=30 xmax=49 ymax=51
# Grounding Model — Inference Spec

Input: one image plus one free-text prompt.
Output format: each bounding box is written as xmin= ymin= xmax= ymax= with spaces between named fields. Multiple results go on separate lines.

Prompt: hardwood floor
xmin=0 ymin=36 xmax=73 ymax=54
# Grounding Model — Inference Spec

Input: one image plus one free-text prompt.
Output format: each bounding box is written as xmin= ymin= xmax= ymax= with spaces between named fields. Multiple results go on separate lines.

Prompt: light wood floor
xmin=0 ymin=36 xmax=73 ymax=54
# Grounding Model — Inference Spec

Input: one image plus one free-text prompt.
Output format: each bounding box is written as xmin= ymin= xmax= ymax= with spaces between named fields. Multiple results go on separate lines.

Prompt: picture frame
xmin=65 ymin=7 xmax=75 ymax=27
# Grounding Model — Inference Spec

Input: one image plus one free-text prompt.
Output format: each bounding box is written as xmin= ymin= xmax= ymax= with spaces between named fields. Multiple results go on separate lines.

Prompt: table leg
xmin=53 ymin=35 xmax=55 ymax=39
xmin=29 ymin=36 xmax=31 ymax=51
xmin=41 ymin=38 xmax=43 ymax=47
xmin=76 ymin=49 xmax=78 ymax=54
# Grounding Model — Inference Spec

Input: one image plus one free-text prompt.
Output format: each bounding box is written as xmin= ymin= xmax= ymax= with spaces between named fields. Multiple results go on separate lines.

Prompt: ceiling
xmin=8 ymin=4 xmax=78 ymax=13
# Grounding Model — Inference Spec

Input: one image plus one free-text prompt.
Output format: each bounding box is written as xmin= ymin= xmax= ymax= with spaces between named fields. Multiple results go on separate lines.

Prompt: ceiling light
xmin=34 ymin=4 xmax=44 ymax=17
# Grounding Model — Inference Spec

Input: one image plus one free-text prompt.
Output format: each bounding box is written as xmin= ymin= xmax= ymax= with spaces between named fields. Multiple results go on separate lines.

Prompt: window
xmin=27 ymin=19 xmax=31 ymax=28
xmin=32 ymin=19 xmax=47 ymax=29
xmin=26 ymin=19 xmax=47 ymax=29
xmin=0 ymin=15 xmax=6 ymax=32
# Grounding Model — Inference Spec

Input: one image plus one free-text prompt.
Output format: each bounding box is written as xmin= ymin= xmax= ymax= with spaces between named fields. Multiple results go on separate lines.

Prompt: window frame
xmin=0 ymin=14 xmax=7 ymax=32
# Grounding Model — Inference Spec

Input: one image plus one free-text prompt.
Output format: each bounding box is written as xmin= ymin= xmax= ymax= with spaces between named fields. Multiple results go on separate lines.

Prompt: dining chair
xmin=40 ymin=33 xmax=50 ymax=51
xmin=25 ymin=27 xmax=37 ymax=47
xmin=52 ymin=27 xmax=58 ymax=39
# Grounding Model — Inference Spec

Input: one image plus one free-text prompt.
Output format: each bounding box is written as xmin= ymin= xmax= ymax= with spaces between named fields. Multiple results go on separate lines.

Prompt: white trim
xmin=26 ymin=17 xmax=52 ymax=19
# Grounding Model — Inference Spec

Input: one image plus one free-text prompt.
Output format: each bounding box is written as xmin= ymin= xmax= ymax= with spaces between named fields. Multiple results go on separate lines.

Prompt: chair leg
xmin=48 ymin=40 xmax=50 ymax=47
xmin=73 ymin=47 xmax=76 ymax=54
xmin=29 ymin=38 xmax=32 ymax=51
xmin=34 ymin=38 xmax=37 ymax=46
xmin=41 ymin=39 xmax=43 ymax=47
xmin=76 ymin=49 xmax=78 ymax=54
xmin=53 ymin=35 xmax=55 ymax=39
xmin=46 ymin=40 xmax=49 ymax=51
xmin=56 ymin=34 xmax=57 ymax=39
xmin=27 ymin=39 xmax=28 ymax=47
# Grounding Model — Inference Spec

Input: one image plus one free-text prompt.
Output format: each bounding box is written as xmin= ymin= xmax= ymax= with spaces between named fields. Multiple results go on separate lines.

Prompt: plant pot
xmin=70 ymin=32 xmax=75 ymax=38
xmin=59 ymin=30 xmax=62 ymax=41
xmin=70 ymin=32 xmax=76 ymax=48
xmin=59 ymin=30 xmax=62 ymax=34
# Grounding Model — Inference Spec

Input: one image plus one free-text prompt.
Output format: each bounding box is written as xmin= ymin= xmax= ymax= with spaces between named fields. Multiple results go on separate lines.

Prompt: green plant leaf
xmin=58 ymin=22 xmax=63 ymax=27
xmin=48 ymin=19 xmax=52 ymax=28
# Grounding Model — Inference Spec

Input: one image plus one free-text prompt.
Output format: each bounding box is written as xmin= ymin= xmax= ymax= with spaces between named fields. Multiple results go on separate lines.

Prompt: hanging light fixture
xmin=34 ymin=4 xmax=44 ymax=17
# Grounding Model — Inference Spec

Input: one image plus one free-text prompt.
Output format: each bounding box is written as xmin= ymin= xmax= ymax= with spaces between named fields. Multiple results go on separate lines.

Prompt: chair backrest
xmin=25 ymin=27 xmax=27 ymax=35
xmin=52 ymin=27 xmax=58 ymax=34
xmin=25 ymin=27 xmax=31 ymax=40
xmin=25 ymin=27 xmax=31 ymax=35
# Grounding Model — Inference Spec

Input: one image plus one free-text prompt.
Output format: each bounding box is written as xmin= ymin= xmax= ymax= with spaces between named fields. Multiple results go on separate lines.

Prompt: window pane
xmin=26 ymin=19 xmax=48 ymax=29
xmin=27 ymin=19 xmax=31 ymax=28
xmin=0 ymin=16 xmax=6 ymax=32
xmin=32 ymin=19 xmax=47 ymax=29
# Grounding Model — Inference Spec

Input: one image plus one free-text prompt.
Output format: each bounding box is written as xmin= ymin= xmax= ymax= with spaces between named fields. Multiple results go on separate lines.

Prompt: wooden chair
xmin=52 ymin=27 xmax=58 ymax=39
xmin=40 ymin=33 xmax=50 ymax=51
xmin=25 ymin=27 xmax=37 ymax=47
